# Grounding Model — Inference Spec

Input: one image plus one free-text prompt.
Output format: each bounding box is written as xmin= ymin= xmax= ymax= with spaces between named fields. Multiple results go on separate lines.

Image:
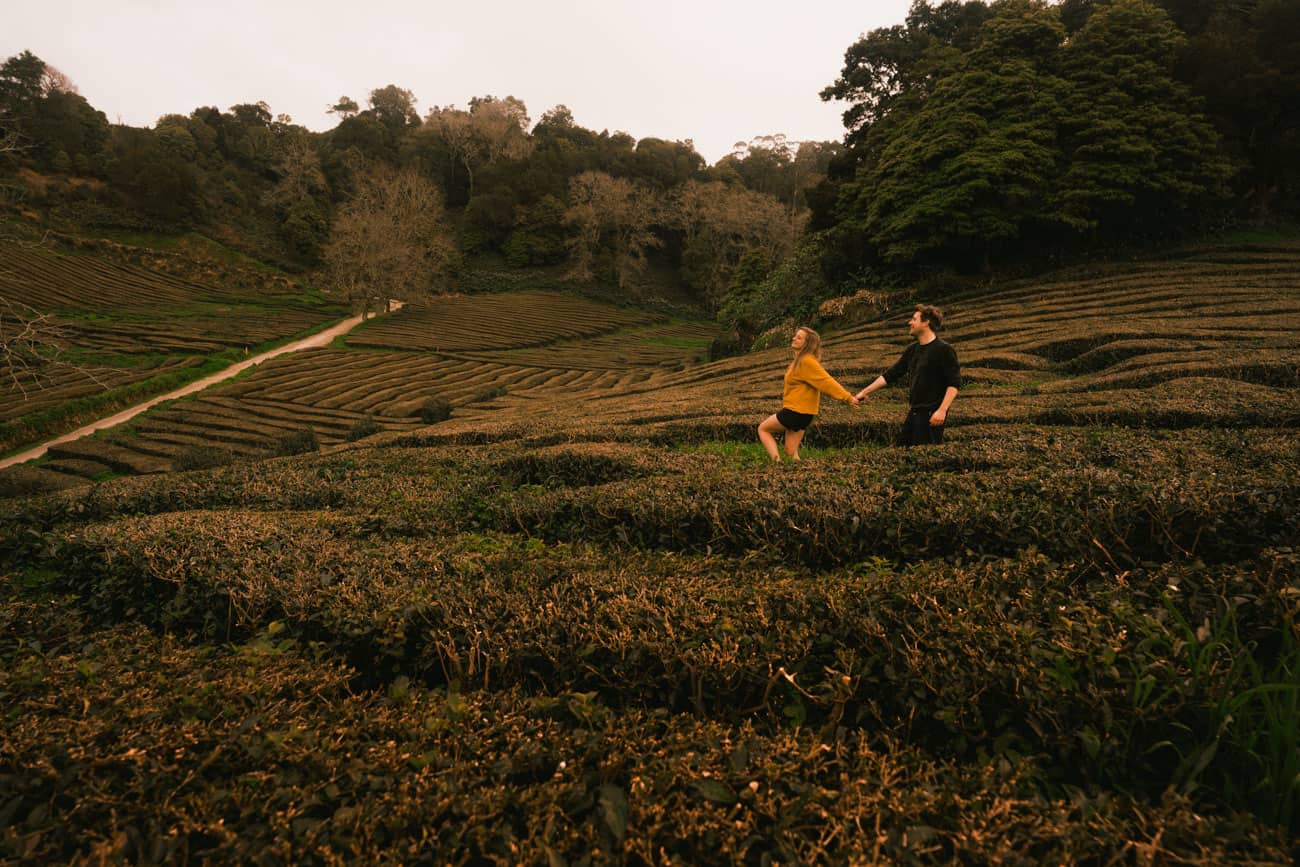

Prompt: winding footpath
xmin=1 ymin=301 xmax=403 ymax=471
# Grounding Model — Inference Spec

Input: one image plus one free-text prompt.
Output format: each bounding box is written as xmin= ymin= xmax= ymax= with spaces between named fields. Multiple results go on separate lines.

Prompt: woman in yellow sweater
xmin=757 ymin=326 xmax=858 ymax=461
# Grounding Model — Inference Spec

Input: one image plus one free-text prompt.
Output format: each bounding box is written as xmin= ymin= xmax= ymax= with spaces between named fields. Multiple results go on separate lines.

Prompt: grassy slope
xmin=2 ymin=238 xmax=1298 ymax=863
xmin=0 ymin=229 xmax=348 ymax=456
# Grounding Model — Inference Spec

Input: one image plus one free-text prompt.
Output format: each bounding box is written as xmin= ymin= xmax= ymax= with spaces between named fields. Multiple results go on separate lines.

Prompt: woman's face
xmin=791 ymin=329 xmax=807 ymax=350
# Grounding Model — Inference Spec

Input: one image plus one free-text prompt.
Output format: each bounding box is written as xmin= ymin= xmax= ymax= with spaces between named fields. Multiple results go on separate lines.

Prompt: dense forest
xmin=2 ymin=0 xmax=1297 ymax=350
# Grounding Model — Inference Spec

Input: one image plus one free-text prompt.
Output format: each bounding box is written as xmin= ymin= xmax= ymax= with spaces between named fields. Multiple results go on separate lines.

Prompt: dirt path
xmin=1 ymin=302 xmax=404 ymax=471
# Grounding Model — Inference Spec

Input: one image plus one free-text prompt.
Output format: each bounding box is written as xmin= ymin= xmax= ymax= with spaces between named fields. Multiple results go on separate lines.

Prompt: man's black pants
xmin=898 ymin=405 xmax=945 ymax=446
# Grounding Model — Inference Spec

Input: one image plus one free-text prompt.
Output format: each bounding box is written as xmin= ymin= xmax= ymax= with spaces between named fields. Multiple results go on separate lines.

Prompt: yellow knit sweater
xmin=782 ymin=355 xmax=853 ymax=415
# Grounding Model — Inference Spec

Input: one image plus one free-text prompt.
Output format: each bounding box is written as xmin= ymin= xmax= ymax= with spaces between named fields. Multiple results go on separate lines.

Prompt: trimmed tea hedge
xmin=2 ymin=591 xmax=1293 ymax=865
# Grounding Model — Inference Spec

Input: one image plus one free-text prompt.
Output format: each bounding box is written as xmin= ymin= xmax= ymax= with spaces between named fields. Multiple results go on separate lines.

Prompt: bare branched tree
xmin=421 ymin=97 xmax=532 ymax=198
xmin=563 ymin=171 xmax=662 ymax=290
xmin=674 ymin=180 xmax=796 ymax=310
xmin=40 ymin=64 xmax=78 ymax=96
xmin=0 ymin=294 xmax=103 ymax=398
xmin=322 ymin=165 xmax=457 ymax=317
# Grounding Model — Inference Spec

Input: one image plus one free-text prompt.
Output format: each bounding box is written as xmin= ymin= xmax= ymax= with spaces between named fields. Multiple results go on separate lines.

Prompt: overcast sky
xmin=3 ymin=0 xmax=913 ymax=164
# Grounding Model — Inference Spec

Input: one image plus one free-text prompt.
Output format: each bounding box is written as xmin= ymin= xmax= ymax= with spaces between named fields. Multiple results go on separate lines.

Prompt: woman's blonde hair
xmin=788 ymin=326 xmax=822 ymax=373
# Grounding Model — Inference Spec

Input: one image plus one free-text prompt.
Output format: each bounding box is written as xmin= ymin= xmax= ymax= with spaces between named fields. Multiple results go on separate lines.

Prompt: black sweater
xmin=882 ymin=338 xmax=962 ymax=410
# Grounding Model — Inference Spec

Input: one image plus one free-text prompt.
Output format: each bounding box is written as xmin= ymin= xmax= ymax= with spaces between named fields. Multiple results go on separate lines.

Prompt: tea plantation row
xmin=3 ymin=424 xmax=1297 ymax=862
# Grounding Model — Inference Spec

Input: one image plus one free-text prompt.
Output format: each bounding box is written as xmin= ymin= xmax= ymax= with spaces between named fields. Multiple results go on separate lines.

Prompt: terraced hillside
xmin=1 ymin=287 xmax=715 ymax=492
xmin=420 ymin=241 xmax=1296 ymax=449
xmin=344 ymin=290 xmax=665 ymax=351
xmin=2 ymin=243 xmax=1298 ymax=863
xmin=0 ymin=237 xmax=348 ymax=454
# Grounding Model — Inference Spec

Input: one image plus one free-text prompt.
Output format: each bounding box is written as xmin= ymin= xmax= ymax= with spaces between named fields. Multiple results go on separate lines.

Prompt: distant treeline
xmin=1 ymin=0 xmax=1296 ymax=347
xmin=0 ymin=48 xmax=830 ymax=319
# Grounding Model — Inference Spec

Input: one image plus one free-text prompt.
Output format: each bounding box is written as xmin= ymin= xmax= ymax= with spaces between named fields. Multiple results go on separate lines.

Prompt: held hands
xmin=849 ymin=395 xmax=862 ymax=409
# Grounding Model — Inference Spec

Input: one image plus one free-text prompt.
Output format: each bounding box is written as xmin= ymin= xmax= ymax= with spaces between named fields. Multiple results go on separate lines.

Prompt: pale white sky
xmin=3 ymin=0 xmax=913 ymax=164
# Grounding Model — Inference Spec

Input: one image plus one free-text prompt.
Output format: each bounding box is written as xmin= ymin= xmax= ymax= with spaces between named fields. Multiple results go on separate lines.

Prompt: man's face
xmin=908 ymin=310 xmax=926 ymax=337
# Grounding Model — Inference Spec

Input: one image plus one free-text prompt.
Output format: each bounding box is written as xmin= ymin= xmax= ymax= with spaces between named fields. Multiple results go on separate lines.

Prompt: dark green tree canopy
xmin=813 ymin=0 xmax=1263 ymax=284
xmin=368 ymin=85 xmax=419 ymax=132
xmin=847 ymin=0 xmax=1069 ymax=267
xmin=1054 ymin=0 xmax=1229 ymax=234
xmin=0 ymin=50 xmax=48 ymax=111
xmin=820 ymin=1 xmax=991 ymax=147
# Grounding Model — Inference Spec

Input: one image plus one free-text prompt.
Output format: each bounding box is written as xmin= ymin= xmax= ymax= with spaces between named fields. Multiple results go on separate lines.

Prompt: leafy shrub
xmin=4 ymin=337 xmax=1299 ymax=851
xmin=346 ymin=417 xmax=382 ymax=442
xmin=4 ymin=592 xmax=1292 ymax=864
xmin=270 ymin=429 xmax=318 ymax=457
xmin=173 ymin=444 xmax=233 ymax=471
xmin=0 ymin=467 xmax=80 ymax=500
xmin=24 ymin=518 xmax=1300 ymax=835
xmin=418 ymin=397 xmax=453 ymax=424
xmin=749 ymin=320 xmax=795 ymax=351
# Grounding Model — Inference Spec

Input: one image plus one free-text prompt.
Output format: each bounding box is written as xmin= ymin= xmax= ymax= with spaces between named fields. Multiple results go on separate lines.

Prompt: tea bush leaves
xmin=2 ymin=245 xmax=1298 ymax=860
xmin=3 ymin=593 xmax=1293 ymax=865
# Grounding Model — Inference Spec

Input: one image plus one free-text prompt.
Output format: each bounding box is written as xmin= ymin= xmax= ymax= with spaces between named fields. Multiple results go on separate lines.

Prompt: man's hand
xmin=929 ymin=408 xmax=947 ymax=427
xmin=849 ymin=396 xmax=861 ymax=408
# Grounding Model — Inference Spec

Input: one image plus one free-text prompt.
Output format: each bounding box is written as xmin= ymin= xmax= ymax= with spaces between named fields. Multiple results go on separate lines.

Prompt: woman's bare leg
xmin=758 ymin=414 xmax=786 ymax=461
xmin=783 ymin=428 xmax=806 ymax=461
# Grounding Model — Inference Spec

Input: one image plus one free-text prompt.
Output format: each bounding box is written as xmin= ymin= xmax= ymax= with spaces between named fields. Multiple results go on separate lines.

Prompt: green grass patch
xmin=99 ymin=422 xmax=139 ymax=441
xmin=0 ymin=356 xmax=233 ymax=458
xmin=1215 ymin=222 xmax=1300 ymax=245
xmin=59 ymin=350 xmax=184 ymax=369
xmin=676 ymin=440 xmax=846 ymax=467
xmin=87 ymin=229 xmax=283 ymax=272
xmin=88 ymin=470 xmax=126 ymax=483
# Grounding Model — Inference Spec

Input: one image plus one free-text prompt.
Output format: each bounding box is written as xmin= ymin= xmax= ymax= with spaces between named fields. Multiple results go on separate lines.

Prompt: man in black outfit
xmin=854 ymin=304 xmax=961 ymax=445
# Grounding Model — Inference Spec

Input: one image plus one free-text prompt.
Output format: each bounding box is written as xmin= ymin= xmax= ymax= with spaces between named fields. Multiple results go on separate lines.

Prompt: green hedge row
xmin=3 ymin=592 xmax=1293 ymax=865
xmin=25 ymin=512 xmax=1299 ymax=827
xmin=483 ymin=433 xmax=1299 ymax=570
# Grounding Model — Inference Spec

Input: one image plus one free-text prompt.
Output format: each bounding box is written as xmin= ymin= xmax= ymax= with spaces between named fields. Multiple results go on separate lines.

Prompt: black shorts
xmin=898 ymin=406 xmax=944 ymax=446
xmin=776 ymin=408 xmax=816 ymax=432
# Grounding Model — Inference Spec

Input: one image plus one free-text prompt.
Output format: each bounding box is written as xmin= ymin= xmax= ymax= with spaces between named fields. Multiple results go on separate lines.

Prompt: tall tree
xmin=27 ymin=89 xmax=109 ymax=171
xmin=419 ymin=96 xmax=531 ymax=199
xmin=328 ymin=113 xmax=391 ymax=164
xmin=0 ymin=52 xmax=107 ymax=173
xmin=563 ymin=171 xmax=661 ymax=290
xmin=0 ymin=51 xmax=47 ymax=113
xmin=262 ymin=134 xmax=330 ymax=259
xmin=627 ymin=137 xmax=704 ymax=190
xmin=717 ymin=136 xmax=840 ymax=218
xmin=1175 ymin=0 xmax=1300 ymax=217
xmin=820 ymin=1 xmax=992 ymax=149
xmin=675 ymin=180 xmax=794 ymax=310
xmin=108 ymin=126 xmax=205 ymax=224
xmin=717 ymin=135 xmax=793 ymax=200
xmin=368 ymin=85 xmax=419 ymax=134
xmin=504 ymin=194 xmax=567 ymax=266
xmin=849 ymin=0 xmax=1069 ymax=269
xmin=1054 ymin=0 xmax=1229 ymax=235
xmin=467 ymin=95 xmax=531 ymax=164
xmin=322 ymin=166 xmax=456 ymax=316
xmin=327 ymin=96 xmax=359 ymax=118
